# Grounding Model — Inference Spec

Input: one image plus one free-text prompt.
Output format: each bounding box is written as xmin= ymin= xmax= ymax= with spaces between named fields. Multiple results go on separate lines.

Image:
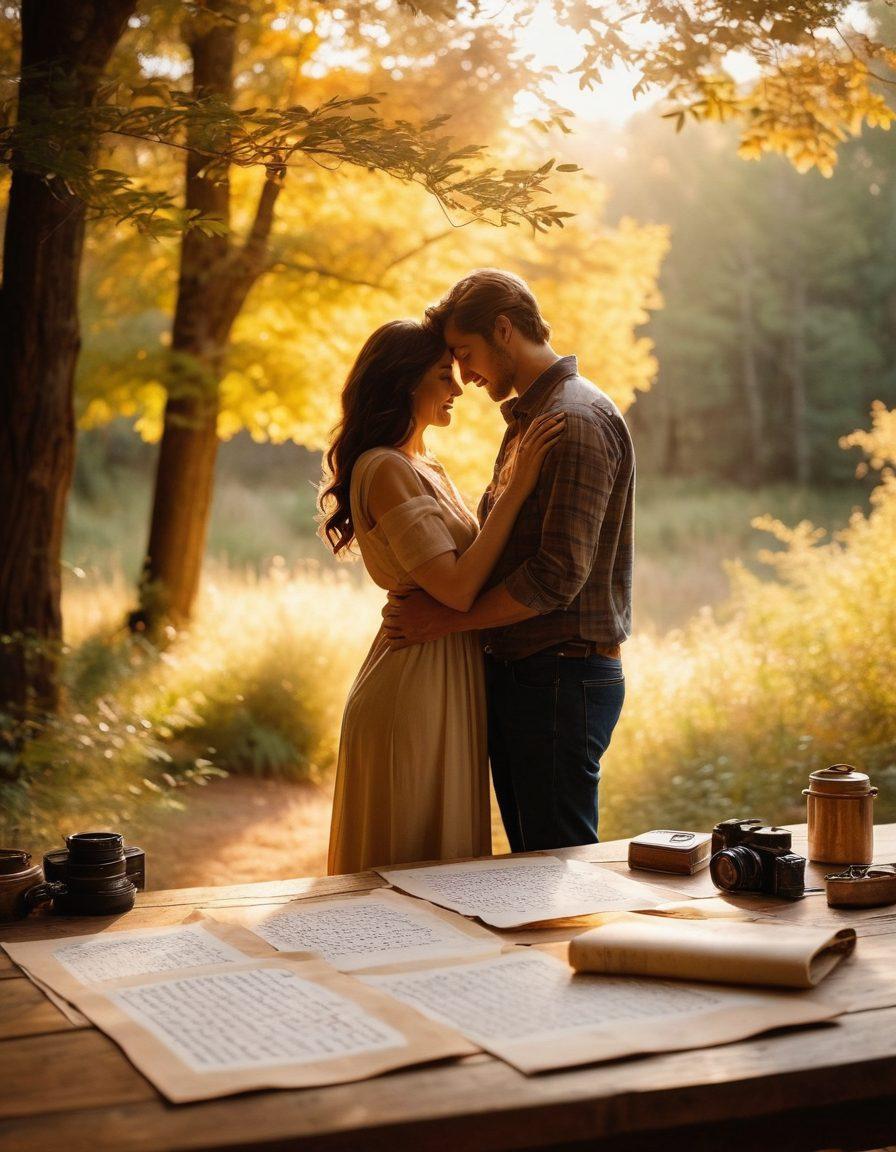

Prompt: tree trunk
xmin=133 ymin=3 xmax=283 ymax=632
xmin=786 ymin=266 xmax=810 ymax=486
xmin=132 ymin=7 xmax=234 ymax=632
xmin=735 ymin=240 xmax=766 ymax=487
xmin=0 ymin=0 xmax=136 ymax=717
xmin=661 ymin=388 xmax=681 ymax=476
xmin=777 ymin=176 xmax=811 ymax=488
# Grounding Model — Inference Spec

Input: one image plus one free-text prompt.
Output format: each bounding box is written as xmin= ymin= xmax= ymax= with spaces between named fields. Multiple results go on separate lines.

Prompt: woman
xmin=318 ymin=319 xmax=564 ymax=874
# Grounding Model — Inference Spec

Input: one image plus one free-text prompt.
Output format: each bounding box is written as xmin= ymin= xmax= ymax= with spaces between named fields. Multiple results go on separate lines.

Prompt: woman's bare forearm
xmin=447 ymin=488 xmax=528 ymax=607
xmin=412 ymin=485 xmax=526 ymax=612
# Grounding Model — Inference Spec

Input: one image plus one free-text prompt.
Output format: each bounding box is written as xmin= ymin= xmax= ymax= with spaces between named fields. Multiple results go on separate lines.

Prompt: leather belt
xmin=488 ymin=640 xmax=621 ymax=658
xmin=536 ymin=641 xmax=622 ymax=659
xmin=483 ymin=641 xmax=622 ymax=660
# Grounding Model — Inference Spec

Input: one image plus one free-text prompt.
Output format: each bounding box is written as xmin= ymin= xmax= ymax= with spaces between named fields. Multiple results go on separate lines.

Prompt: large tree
xmin=0 ymin=0 xmax=136 ymax=717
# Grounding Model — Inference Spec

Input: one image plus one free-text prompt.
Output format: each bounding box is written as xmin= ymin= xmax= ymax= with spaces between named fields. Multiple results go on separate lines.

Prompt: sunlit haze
xmin=510 ymin=1 xmax=657 ymax=126
xmin=511 ymin=0 xmax=873 ymax=126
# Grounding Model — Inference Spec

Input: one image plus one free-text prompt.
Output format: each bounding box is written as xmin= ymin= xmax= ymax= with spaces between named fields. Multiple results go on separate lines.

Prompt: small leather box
xmin=628 ymin=829 xmax=712 ymax=875
xmin=825 ymin=864 xmax=896 ymax=908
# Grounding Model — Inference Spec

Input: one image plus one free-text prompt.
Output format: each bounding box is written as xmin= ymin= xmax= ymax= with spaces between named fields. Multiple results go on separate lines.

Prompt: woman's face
xmin=411 ymin=349 xmax=462 ymax=429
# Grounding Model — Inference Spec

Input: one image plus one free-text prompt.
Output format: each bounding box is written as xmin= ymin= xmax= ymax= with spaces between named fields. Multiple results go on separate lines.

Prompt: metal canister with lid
xmin=0 ymin=850 xmax=43 ymax=922
xmin=803 ymin=763 xmax=878 ymax=864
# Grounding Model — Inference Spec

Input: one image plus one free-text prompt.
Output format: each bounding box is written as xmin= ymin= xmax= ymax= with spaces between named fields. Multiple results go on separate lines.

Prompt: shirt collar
xmin=499 ymin=355 xmax=578 ymax=424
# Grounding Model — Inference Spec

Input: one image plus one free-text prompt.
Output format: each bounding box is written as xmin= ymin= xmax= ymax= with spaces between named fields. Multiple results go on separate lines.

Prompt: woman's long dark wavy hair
xmin=318 ymin=320 xmax=447 ymax=556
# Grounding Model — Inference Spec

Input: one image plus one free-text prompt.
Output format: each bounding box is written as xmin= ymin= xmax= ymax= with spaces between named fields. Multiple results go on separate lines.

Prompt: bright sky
xmin=510 ymin=1 xmax=657 ymax=126
xmin=511 ymin=0 xmax=873 ymax=126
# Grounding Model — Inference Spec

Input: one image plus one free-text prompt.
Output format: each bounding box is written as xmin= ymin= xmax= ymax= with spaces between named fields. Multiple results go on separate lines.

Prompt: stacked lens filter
xmin=46 ymin=832 xmax=137 ymax=916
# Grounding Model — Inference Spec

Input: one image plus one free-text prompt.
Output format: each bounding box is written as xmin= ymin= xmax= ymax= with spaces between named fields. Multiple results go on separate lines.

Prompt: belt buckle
xmin=557 ymin=641 xmax=592 ymax=658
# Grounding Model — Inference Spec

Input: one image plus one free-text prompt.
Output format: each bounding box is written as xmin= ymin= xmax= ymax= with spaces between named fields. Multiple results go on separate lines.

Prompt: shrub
xmin=599 ymin=403 xmax=896 ymax=838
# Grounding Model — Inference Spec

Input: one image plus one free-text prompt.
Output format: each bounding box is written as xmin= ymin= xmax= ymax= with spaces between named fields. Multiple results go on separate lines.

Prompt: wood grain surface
xmin=1 ymin=825 xmax=894 ymax=1152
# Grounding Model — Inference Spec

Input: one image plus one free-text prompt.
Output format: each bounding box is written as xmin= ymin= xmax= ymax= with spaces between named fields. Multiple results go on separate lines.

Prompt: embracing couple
xmin=319 ymin=269 xmax=635 ymax=874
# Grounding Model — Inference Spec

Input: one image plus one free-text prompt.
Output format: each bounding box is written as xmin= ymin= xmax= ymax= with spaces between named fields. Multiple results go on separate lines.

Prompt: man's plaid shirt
xmin=477 ymin=355 xmax=635 ymax=660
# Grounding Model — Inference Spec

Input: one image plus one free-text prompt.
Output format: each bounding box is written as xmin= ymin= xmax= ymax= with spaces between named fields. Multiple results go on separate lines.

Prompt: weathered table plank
xmin=0 ymin=977 xmax=77 ymax=1040
xmin=0 ymin=1007 xmax=895 ymax=1151
xmin=0 ymin=1029 xmax=157 ymax=1119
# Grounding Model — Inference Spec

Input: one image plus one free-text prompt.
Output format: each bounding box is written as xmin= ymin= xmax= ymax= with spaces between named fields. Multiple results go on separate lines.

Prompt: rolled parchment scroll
xmin=568 ymin=914 xmax=856 ymax=989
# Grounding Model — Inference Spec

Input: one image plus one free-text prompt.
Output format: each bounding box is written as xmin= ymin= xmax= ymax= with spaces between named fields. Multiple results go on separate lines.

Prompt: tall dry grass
xmin=2 ymin=561 xmax=379 ymax=842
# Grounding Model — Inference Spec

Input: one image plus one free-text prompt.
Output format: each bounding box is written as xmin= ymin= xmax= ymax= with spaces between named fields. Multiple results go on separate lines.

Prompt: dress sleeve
xmin=376 ymin=495 xmax=457 ymax=572
xmin=362 ymin=454 xmax=458 ymax=572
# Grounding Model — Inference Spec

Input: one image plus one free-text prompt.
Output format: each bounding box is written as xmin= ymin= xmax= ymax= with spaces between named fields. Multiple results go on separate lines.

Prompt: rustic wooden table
xmin=1 ymin=823 xmax=895 ymax=1152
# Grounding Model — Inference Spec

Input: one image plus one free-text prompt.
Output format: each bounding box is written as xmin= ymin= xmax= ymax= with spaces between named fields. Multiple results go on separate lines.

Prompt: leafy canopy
xmin=549 ymin=0 xmax=895 ymax=177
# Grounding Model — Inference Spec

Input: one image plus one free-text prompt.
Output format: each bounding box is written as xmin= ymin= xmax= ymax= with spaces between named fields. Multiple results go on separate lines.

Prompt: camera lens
xmin=66 ymin=871 xmax=129 ymax=894
xmin=43 ymin=845 xmax=145 ymax=888
xmin=50 ymin=832 xmax=137 ymax=916
xmin=710 ymin=846 xmax=764 ymax=892
xmin=65 ymin=832 xmax=124 ymax=865
xmin=65 ymin=856 xmax=127 ymax=881
xmin=53 ymin=878 xmax=136 ymax=917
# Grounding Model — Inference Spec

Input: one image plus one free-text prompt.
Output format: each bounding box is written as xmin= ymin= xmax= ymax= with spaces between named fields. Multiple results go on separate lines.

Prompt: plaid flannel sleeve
xmin=503 ymin=410 xmax=620 ymax=613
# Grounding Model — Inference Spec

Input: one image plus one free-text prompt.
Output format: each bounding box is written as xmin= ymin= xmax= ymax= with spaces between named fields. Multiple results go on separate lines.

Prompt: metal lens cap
xmin=0 ymin=850 xmax=31 ymax=875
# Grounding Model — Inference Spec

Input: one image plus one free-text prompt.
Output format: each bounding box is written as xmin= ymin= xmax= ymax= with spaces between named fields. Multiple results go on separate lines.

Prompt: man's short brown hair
xmin=424 ymin=268 xmax=551 ymax=345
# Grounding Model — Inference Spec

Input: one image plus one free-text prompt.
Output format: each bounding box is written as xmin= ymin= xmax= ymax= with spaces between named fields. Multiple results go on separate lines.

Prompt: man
xmin=384 ymin=268 xmax=635 ymax=852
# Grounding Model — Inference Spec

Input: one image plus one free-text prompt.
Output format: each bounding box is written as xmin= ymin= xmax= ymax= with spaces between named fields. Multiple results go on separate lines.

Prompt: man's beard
xmin=484 ymin=343 xmax=515 ymax=402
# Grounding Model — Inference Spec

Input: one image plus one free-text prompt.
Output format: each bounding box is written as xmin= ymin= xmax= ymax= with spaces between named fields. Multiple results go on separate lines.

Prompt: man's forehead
xmin=443 ymin=321 xmax=471 ymax=351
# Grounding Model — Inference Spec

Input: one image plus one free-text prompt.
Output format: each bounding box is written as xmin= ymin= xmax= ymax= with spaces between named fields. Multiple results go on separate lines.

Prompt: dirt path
xmin=123 ymin=777 xmax=336 ymax=890
xmin=122 ymin=775 xmax=509 ymax=891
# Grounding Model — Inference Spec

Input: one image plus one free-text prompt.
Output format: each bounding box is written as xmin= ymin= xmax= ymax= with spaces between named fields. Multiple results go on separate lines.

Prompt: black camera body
xmin=710 ymin=819 xmax=806 ymax=900
xmin=44 ymin=843 xmax=146 ymax=891
xmin=37 ymin=832 xmax=138 ymax=916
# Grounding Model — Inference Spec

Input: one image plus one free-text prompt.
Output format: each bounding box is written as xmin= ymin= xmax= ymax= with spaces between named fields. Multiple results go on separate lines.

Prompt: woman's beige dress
xmin=327 ymin=447 xmax=491 ymax=875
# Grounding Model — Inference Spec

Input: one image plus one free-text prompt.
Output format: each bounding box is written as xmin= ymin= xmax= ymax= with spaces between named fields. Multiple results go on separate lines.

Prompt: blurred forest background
xmin=2 ymin=0 xmax=895 ymax=886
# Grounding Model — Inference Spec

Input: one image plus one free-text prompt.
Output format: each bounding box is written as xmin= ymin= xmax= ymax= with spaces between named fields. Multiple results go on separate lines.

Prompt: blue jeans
xmin=485 ymin=651 xmax=625 ymax=853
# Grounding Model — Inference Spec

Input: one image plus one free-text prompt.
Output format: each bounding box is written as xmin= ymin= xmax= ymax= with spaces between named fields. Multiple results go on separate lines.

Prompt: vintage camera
xmin=44 ymin=842 xmax=146 ymax=891
xmin=709 ymin=819 xmax=805 ymax=900
xmin=33 ymin=832 xmax=139 ymax=916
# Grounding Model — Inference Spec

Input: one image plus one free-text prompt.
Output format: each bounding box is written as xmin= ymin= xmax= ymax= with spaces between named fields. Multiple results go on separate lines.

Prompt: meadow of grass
xmin=632 ymin=477 xmax=866 ymax=633
xmin=4 ymin=409 xmax=893 ymax=851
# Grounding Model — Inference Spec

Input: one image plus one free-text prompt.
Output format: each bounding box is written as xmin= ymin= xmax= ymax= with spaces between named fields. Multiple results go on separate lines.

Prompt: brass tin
xmin=803 ymin=763 xmax=877 ymax=864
